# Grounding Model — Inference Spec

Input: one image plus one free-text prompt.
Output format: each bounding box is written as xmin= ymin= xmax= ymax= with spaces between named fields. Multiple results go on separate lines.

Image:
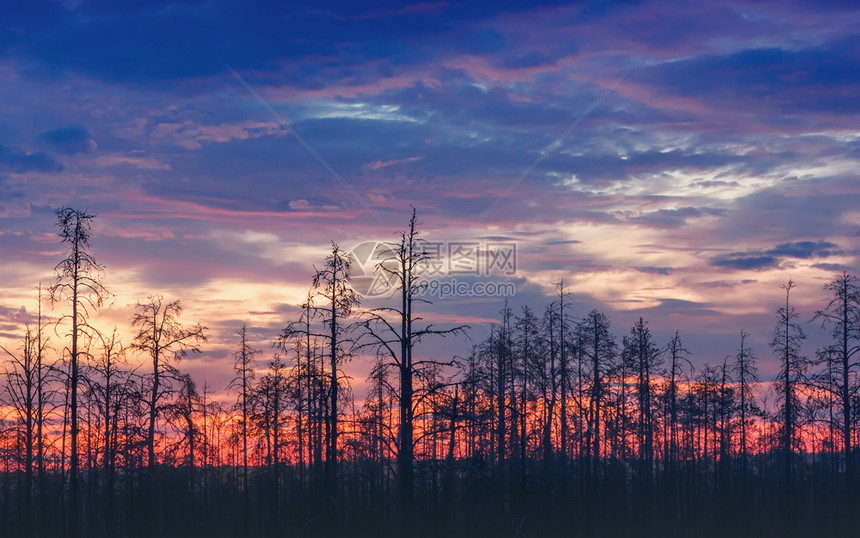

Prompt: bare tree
xmin=665 ymin=331 xmax=692 ymax=462
xmin=131 ymin=296 xmax=206 ymax=468
xmin=732 ymin=329 xmax=759 ymax=470
xmin=579 ymin=310 xmax=616 ymax=472
xmin=361 ymin=209 xmax=467 ymax=534
xmin=622 ymin=317 xmax=662 ymax=470
xmin=278 ymin=293 xmax=324 ymax=484
xmin=82 ymin=326 xmax=126 ymax=533
xmin=2 ymin=326 xmax=42 ymax=527
xmin=312 ymin=242 xmax=359 ymax=507
xmin=228 ymin=324 xmax=258 ymax=499
xmin=254 ymin=353 xmax=290 ymax=523
xmin=556 ymin=281 xmax=571 ymax=464
xmin=49 ymin=207 xmax=111 ymax=528
xmin=813 ymin=272 xmax=860 ymax=481
xmin=770 ymin=279 xmax=807 ymax=514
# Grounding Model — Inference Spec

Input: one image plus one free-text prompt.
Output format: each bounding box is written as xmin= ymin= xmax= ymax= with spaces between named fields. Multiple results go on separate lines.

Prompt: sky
xmin=1 ymin=0 xmax=858 ymax=393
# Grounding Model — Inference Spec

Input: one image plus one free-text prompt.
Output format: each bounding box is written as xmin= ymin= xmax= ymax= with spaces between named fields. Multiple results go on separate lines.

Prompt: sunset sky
xmin=1 ymin=0 xmax=858 ymax=391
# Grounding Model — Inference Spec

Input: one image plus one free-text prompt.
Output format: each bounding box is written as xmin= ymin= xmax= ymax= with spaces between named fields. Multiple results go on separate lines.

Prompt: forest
xmin=1 ymin=207 xmax=858 ymax=538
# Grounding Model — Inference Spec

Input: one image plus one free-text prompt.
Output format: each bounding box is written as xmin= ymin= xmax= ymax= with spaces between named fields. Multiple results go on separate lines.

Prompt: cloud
xmin=0 ymin=144 xmax=63 ymax=173
xmin=37 ymin=125 xmax=95 ymax=154
xmin=711 ymin=255 xmax=779 ymax=270
xmin=651 ymin=298 xmax=721 ymax=317
xmin=0 ymin=304 xmax=34 ymax=326
xmin=710 ymin=240 xmax=842 ymax=270
xmin=641 ymin=35 xmax=860 ymax=118
xmin=635 ymin=266 xmax=673 ymax=275
xmin=365 ymin=156 xmax=423 ymax=170
xmin=768 ymin=240 xmax=840 ymax=258
xmin=699 ymin=279 xmax=757 ymax=289
xmin=812 ymin=262 xmax=851 ymax=272
xmin=632 ymin=206 xmax=726 ymax=229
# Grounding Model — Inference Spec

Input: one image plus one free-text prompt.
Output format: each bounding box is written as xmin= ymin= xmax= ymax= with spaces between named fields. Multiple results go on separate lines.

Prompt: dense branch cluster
xmin=1 ymin=208 xmax=859 ymax=538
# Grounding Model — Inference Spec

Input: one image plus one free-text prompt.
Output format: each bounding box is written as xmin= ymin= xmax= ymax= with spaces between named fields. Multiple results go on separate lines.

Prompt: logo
xmin=346 ymin=240 xmax=519 ymax=299
xmin=346 ymin=241 xmax=399 ymax=297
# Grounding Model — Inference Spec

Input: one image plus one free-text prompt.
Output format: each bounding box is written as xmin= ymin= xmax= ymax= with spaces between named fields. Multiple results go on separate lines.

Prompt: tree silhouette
xmin=49 ymin=207 xmax=110 ymax=534
xmin=312 ymin=242 xmax=359 ymax=519
xmin=227 ymin=324 xmax=258 ymax=514
xmin=770 ymin=279 xmax=807 ymax=521
xmin=131 ymin=296 xmax=206 ymax=469
xmin=813 ymin=272 xmax=860 ymax=514
xmin=361 ymin=209 xmax=467 ymax=535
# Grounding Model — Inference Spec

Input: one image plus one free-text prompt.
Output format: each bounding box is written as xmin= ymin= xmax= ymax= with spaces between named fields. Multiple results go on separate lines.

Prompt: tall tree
xmin=228 ymin=324 xmax=258 ymax=500
xmin=49 ymin=207 xmax=110 ymax=529
xmin=665 ymin=331 xmax=691 ymax=462
xmin=515 ymin=305 xmax=540 ymax=489
xmin=813 ymin=272 xmax=860 ymax=481
xmin=131 ymin=296 xmax=206 ymax=469
xmin=361 ymin=209 xmax=467 ymax=534
xmin=579 ymin=310 xmax=617 ymax=471
xmin=556 ymin=281 xmax=571 ymax=464
xmin=541 ymin=303 xmax=559 ymax=468
xmin=490 ymin=303 xmax=513 ymax=470
xmin=279 ymin=294 xmax=324 ymax=484
xmin=312 ymin=242 xmax=359 ymax=508
xmin=87 ymin=326 xmax=125 ymax=533
xmin=732 ymin=329 xmax=759 ymax=470
xmin=1 ymin=326 xmax=41 ymax=528
xmin=622 ymin=317 xmax=662 ymax=469
xmin=255 ymin=353 xmax=290 ymax=524
xmin=770 ymin=279 xmax=807 ymax=515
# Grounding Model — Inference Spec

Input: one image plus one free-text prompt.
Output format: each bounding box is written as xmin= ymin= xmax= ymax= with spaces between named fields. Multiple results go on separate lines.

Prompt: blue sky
xmin=1 ymin=0 xmax=858 ymax=389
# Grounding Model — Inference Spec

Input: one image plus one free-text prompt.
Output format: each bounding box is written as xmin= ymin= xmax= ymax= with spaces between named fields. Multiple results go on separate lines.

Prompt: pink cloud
xmin=365 ymin=156 xmax=423 ymax=170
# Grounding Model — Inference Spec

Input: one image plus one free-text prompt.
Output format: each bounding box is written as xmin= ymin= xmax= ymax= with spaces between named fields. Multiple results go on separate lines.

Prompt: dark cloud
xmin=641 ymin=35 xmax=860 ymax=116
xmin=718 ymin=189 xmax=860 ymax=246
xmin=497 ymin=51 xmax=558 ymax=69
xmin=711 ymin=240 xmax=841 ymax=270
xmin=768 ymin=240 xmax=840 ymax=259
xmin=9 ymin=0 xmax=579 ymax=86
xmin=641 ymin=298 xmax=721 ymax=317
xmin=0 ymin=304 xmax=33 ymax=325
xmin=0 ymin=144 xmax=63 ymax=173
xmin=632 ymin=206 xmax=726 ymax=228
xmin=699 ymin=279 xmax=757 ymax=288
xmin=812 ymin=263 xmax=851 ymax=272
xmin=546 ymin=239 xmax=582 ymax=245
xmin=635 ymin=266 xmax=673 ymax=275
xmin=37 ymin=125 xmax=94 ymax=155
xmin=711 ymin=255 xmax=778 ymax=270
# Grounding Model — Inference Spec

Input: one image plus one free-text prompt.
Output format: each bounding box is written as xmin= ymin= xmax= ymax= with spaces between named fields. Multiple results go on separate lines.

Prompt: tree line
xmin=1 ymin=207 xmax=858 ymax=537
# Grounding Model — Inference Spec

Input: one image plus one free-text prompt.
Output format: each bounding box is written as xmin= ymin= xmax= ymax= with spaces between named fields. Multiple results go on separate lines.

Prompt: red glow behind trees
xmin=3 ymin=210 xmax=860 ymax=536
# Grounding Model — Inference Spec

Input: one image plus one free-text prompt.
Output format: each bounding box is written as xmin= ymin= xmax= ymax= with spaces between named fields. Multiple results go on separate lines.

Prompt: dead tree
xmin=227 ymin=324 xmax=258 ymax=502
xmin=813 ymin=273 xmax=860 ymax=478
xmin=732 ymin=329 xmax=759 ymax=471
xmin=131 ymin=296 xmax=206 ymax=469
xmin=361 ymin=209 xmax=467 ymax=534
xmin=312 ymin=243 xmax=359 ymax=510
xmin=49 ymin=207 xmax=111 ymax=531
xmin=770 ymin=279 xmax=807 ymax=518
xmin=813 ymin=272 xmax=860 ymax=514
